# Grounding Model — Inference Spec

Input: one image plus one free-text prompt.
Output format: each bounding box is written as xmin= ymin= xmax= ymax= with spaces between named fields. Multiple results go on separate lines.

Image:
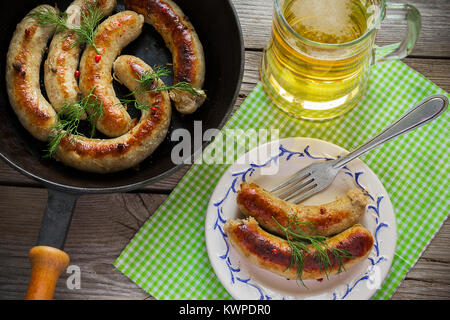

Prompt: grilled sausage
xmin=237 ymin=182 xmax=368 ymax=237
xmin=79 ymin=10 xmax=144 ymax=137
xmin=44 ymin=0 xmax=117 ymax=116
xmin=6 ymin=5 xmax=58 ymax=142
xmin=224 ymin=217 xmax=374 ymax=280
xmin=54 ymin=55 xmax=171 ymax=173
xmin=125 ymin=0 xmax=206 ymax=114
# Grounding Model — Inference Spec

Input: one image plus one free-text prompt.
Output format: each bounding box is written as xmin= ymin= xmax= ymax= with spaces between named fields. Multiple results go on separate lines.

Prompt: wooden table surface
xmin=1 ymin=0 xmax=449 ymax=300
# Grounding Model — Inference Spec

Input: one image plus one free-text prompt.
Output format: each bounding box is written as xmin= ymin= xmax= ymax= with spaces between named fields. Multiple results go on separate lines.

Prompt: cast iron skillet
xmin=0 ymin=0 xmax=244 ymax=299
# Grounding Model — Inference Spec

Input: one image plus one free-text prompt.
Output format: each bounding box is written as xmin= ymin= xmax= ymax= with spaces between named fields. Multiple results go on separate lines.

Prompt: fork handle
xmin=333 ymin=94 xmax=448 ymax=169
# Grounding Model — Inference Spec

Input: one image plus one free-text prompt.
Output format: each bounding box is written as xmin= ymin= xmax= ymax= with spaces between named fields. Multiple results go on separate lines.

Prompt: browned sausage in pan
xmin=125 ymin=0 xmax=206 ymax=114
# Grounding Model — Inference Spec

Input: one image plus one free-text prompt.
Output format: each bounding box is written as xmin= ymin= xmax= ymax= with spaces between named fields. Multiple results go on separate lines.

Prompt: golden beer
xmin=261 ymin=0 xmax=421 ymax=120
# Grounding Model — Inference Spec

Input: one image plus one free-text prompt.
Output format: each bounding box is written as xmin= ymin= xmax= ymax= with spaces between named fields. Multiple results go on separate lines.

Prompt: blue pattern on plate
xmin=332 ymin=171 xmax=388 ymax=299
xmin=213 ymin=144 xmax=389 ymax=300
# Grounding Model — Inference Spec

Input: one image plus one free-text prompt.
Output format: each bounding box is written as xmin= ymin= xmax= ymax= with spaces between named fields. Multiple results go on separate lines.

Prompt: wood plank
xmin=393 ymin=218 xmax=450 ymax=299
xmin=402 ymin=57 xmax=450 ymax=92
xmin=0 ymin=187 xmax=163 ymax=299
xmin=0 ymin=186 xmax=448 ymax=299
xmin=232 ymin=0 xmax=450 ymax=58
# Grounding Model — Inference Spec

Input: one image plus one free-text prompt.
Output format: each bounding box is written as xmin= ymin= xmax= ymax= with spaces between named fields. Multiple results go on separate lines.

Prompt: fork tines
xmin=270 ymin=169 xmax=318 ymax=203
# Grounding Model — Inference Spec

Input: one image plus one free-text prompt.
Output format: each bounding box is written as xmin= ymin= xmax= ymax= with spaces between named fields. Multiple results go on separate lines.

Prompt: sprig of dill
xmin=137 ymin=66 xmax=204 ymax=96
xmin=72 ymin=1 xmax=104 ymax=54
xmin=272 ymin=217 xmax=352 ymax=287
xmin=136 ymin=66 xmax=172 ymax=91
xmin=137 ymin=66 xmax=205 ymax=97
xmin=27 ymin=6 xmax=68 ymax=33
xmin=28 ymin=0 xmax=104 ymax=54
xmin=45 ymin=87 xmax=103 ymax=158
xmin=155 ymin=81 xmax=205 ymax=97
xmin=119 ymin=97 xmax=156 ymax=111
xmin=119 ymin=65 xmax=205 ymax=110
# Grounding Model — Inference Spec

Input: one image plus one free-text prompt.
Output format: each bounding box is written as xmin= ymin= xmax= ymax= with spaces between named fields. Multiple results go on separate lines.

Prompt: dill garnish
xmin=28 ymin=0 xmax=104 ymax=54
xmin=155 ymin=81 xmax=206 ymax=97
xmin=136 ymin=66 xmax=205 ymax=97
xmin=272 ymin=217 xmax=352 ymax=287
xmin=45 ymin=87 xmax=103 ymax=158
xmin=118 ymin=97 xmax=154 ymax=111
xmin=136 ymin=66 xmax=172 ymax=91
xmin=28 ymin=6 xmax=68 ymax=33
xmin=119 ymin=65 xmax=205 ymax=111
xmin=72 ymin=1 xmax=104 ymax=54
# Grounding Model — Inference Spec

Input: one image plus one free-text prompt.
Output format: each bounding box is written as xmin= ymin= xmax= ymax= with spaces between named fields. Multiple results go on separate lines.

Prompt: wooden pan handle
xmin=25 ymin=246 xmax=70 ymax=300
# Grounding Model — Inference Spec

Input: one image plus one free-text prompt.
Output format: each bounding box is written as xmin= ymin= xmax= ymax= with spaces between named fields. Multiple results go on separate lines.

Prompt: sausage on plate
xmin=237 ymin=182 xmax=368 ymax=237
xmin=224 ymin=217 xmax=374 ymax=280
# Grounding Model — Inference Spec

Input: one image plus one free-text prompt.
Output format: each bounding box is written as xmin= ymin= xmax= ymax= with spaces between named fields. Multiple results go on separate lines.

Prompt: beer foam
xmin=291 ymin=0 xmax=353 ymax=37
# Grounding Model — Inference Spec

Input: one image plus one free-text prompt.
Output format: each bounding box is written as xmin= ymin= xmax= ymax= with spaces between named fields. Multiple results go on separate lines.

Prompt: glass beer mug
xmin=260 ymin=0 xmax=421 ymax=120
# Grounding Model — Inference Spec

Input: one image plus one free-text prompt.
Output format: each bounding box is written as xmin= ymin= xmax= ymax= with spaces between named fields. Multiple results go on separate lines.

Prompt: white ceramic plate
xmin=205 ymin=137 xmax=397 ymax=300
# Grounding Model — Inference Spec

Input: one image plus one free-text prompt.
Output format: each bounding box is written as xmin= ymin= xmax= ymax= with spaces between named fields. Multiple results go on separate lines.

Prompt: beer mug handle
xmin=374 ymin=3 xmax=421 ymax=63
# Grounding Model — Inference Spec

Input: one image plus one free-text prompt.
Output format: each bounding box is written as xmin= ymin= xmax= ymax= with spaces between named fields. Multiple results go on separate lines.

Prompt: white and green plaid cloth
xmin=115 ymin=60 xmax=449 ymax=300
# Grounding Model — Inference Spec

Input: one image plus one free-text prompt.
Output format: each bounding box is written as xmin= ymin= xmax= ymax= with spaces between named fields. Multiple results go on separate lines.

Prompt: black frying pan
xmin=0 ymin=0 xmax=244 ymax=299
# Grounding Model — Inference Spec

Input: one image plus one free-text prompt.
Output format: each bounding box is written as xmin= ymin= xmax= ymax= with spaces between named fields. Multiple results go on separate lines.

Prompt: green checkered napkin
xmin=115 ymin=60 xmax=449 ymax=300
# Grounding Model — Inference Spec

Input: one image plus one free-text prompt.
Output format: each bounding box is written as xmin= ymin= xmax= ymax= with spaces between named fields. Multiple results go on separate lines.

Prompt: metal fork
xmin=271 ymin=94 xmax=448 ymax=203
